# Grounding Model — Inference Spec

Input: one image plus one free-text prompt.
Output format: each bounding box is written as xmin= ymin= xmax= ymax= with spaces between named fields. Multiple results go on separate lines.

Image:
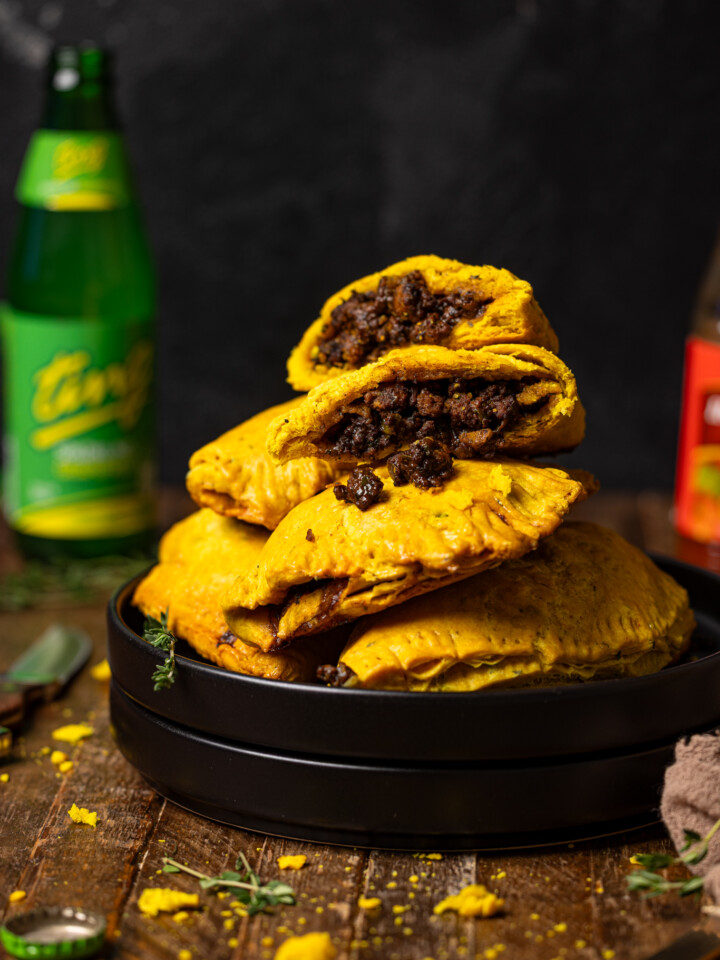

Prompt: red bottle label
xmin=674 ymin=335 xmax=720 ymax=543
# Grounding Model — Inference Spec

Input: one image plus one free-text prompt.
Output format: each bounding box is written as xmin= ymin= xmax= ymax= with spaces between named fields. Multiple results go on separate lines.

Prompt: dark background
xmin=0 ymin=0 xmax=718 ymax=490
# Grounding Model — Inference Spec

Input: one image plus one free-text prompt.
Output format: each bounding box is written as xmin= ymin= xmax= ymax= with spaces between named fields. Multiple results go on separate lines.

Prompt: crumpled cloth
xmin=661 ymin=729 xmax=720 ymax=901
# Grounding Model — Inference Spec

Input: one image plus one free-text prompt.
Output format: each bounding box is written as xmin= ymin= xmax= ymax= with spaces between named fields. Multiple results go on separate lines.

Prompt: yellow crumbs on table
xmin=178 ymin=951 xmax=192 ymax=960
xmin=67 ymin=803 xmax=97 ymax=827
xmin=434 ymin=884 xmax=504 ymax=919
xmin=90 ymin=659 xmax=112 ymax=681
xmin=358 ymin=897 xmax=381 ymax=910
xmin=52 ymin=723 xmax=94 ymax=745
xmin=277 ymin=855 xmax=307 ymax=870
xmin=0 ymin=773 xmax=8 ymax=783
xmin=8 ymin=891 xmax=26 ymax=903
xmin=274 ymin=931 xmax=337 ymax=960
xmin=137 ymin=888 xmax=200 ymax=917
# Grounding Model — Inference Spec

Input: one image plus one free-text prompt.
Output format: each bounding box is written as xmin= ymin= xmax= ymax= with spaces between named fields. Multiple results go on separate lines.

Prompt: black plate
xmin=108 ymin=556 xmax=720 ymax=763
xmin=110 ymin=680 xmax=672 ymax=849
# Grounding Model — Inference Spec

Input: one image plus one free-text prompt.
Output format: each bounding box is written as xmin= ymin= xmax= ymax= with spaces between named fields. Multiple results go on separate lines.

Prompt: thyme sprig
xmin=143 ymin=610 xmax=178 ymax=690
xmin=161 ymin=852 xmax=295 ymax=915
xmin=627 ymin=816 xmax=720 ymax=898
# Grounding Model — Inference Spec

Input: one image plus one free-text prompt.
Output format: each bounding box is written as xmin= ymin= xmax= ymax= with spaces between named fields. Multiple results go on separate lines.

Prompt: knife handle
xmin=0 ymin=684 xmax=25 ymax=728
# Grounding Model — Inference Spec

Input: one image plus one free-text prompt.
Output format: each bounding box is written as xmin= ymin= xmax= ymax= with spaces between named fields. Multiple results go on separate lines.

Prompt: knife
xmin=644 ymin=929 xmax=720 ymax=960
xmin=0 ymin=624 xmax=92 ymax=755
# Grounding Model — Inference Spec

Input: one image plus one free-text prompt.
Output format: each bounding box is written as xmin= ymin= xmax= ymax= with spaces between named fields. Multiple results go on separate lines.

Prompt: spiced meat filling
xmin=334 ymin=464 xmax=383 ymax=511
xmin=314 ymin=270 xmax=493 ymax=369
xmin=269 ymin=577 xmax=350 ymax=644
xmin=317 ymin=663 xmax=357 ymax=687
xmin=387 ymin=437 xmax=454 ymax=489
xmin=320 ymin=376 xmax=543 ymax=462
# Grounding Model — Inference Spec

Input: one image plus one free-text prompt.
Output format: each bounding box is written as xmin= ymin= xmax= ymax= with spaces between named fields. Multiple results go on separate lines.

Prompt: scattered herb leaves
xmin=627 ymin=816 xmax=720 ymax=897
xmin=160 ymin=852 xmax=295 ymax=915
xmin=143 ymin=610 xmax=179 ymax=690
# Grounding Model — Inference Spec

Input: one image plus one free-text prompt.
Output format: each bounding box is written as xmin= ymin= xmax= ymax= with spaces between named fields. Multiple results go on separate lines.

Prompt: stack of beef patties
xmin=133 ymin=255 xmax=695 ymax=692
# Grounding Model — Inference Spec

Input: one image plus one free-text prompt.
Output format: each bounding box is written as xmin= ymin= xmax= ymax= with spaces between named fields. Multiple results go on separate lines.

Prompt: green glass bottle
xmin=1 ymin=44 xmax=156 ymax=559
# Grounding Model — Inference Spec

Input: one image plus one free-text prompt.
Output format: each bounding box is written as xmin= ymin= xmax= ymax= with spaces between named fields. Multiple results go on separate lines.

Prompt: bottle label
xmin=16 ymin=131 xmax=132 ymax=210
xmin=675 ymin=335 xmax=720 ymax=543
xmin=1 ymin=306 xmax=155 ymax=539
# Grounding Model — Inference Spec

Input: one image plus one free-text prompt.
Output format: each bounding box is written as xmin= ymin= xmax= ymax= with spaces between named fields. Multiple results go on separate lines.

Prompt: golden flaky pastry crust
xmin=186 ymin=399 xmax=344 ymax=529
xmin=132 ymin=509 xmax=345 ymax=682
xmin=270 ymin=344 xmax=585 ymax=465
xmin=287 ymin=255 xmax=559 ymax=391
xmin=222 ymin=459 xmax=594 ymax=649
xmin=335 ymin=522 xmax=695 ymax=691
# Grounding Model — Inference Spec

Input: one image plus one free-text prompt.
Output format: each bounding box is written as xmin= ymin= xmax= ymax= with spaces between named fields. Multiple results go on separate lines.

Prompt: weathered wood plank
xmin=636 ymin=491 xmax=675 ymax=556
xmin=116 ymin=805 xmax=365 ymax=960
xmin=0 ymin=606 xmax=112 ymax=907
xmin=1 ymin=690 xmax=163 ymax=938
xmin=571 ymin=491 xmax=645 ymax=546
xmin=587 ymin=828 xmax=700 ymax=960
xmin=342 ymin=851 xmax=477 ymax=960
xmin=241 ymin=839 xmax=365 ymax=959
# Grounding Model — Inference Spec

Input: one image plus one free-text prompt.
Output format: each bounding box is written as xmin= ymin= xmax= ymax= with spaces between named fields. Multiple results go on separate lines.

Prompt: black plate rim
xmin=110 ymin=679 xmax=674 ymax=849
xmin=107 ymin=553 xmax=720 ymax=762
xmin=110 ymin=552 xmax=720 ymax=704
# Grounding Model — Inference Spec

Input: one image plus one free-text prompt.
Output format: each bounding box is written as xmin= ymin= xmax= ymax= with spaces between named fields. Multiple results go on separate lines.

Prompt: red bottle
xmin=675 ymin=229 xmax=720 ymax=545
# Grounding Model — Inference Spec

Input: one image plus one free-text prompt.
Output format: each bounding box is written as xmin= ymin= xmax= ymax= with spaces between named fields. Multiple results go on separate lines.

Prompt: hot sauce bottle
xmin=674 ymin=229 xmax=720 ymax=546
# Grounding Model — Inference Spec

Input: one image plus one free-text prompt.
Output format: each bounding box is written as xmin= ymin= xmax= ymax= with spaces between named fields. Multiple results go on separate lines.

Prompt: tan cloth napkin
xmin=661 ymin=730 xmax=720 ymax=901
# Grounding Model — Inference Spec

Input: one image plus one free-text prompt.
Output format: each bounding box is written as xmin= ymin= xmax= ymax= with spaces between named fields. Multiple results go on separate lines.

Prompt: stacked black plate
xmin=108 ymin=557 xmax=720 ymax=850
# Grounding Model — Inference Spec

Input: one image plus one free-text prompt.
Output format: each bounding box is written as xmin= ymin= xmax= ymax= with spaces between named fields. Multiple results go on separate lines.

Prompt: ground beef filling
xmin=270 ymin=577 xmax=349 ymax=644
xmin=333 ymin=464 xmax=384 ymax=510
xmin=314 ymin=270 xmax=493 ymax=369
xmin=387 ymin=437 xmax=454 ymax=489
xmin=321 ymin=376 xmax=538 ymax=463
xmin=317 ymin=663 xmax=357 ymax=687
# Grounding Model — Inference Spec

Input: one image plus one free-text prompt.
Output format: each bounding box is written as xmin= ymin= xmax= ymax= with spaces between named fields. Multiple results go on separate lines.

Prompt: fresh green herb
xmin=160 ymin=852 xmax=295 ymax=915
xmin=627 ymin=817 xmax=720 ymax=897
xmin=143 ymin=610 xmax=179 ymax=691
xmin=0 ymin=554 xmax=153 ymax=612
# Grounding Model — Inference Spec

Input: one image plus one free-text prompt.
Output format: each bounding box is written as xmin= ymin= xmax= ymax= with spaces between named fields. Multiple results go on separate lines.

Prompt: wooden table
xmin=1 ymin=490 xmax=719 ymax=960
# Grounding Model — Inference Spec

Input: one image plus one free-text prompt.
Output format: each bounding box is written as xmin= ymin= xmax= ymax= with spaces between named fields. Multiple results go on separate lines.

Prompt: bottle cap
xmin=0 ymin=907 xmax=106 ymax=960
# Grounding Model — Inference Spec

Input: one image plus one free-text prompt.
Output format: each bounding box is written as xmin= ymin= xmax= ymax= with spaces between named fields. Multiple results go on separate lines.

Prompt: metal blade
xmin=2 ymin=624 xmax=92 ymax=687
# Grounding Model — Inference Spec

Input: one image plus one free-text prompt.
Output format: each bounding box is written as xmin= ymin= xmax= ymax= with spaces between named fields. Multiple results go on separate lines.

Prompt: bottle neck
xmin=41 ymin=46 xmax=118 ymax=131
xmin=42 ymin=81 xmax=117 ymax=131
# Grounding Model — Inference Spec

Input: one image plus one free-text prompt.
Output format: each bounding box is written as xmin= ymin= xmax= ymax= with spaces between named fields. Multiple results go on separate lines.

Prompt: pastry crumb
xmin=137 ymin=888 xmax=199 ymax=917
xmin=277 ymin=855 xmax=307 ymax=870
xmin=52 ymin=723 xmax=93 ymax=745
xmin=434 ymin=884 xmax=503 ymax=918
xmin=67 ymin=803 xmax=97 ymax=827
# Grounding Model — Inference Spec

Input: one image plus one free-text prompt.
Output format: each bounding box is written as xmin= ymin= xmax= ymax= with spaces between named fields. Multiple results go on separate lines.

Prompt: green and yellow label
xmin=1 ymin=306 xmax=155 ymax=539
xmin=16 ymin=131 xmax=132 ymax=210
